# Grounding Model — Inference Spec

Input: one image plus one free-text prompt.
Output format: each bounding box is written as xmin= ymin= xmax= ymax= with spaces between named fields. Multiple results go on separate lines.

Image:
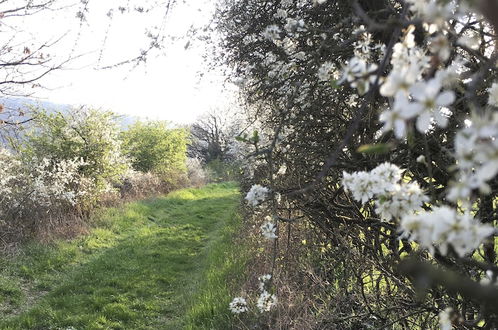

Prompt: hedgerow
xmin=216 ymin=0 xmax=498 ymax=328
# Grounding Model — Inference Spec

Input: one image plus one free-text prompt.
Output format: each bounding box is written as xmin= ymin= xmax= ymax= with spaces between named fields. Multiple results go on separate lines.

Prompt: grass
xmin=0 ymin=182 xmax=247 ymax=329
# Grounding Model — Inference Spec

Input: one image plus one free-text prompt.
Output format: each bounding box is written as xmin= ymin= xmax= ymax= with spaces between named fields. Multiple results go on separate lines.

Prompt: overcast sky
xmin=8 ymin=0 xmax=235 ymax=124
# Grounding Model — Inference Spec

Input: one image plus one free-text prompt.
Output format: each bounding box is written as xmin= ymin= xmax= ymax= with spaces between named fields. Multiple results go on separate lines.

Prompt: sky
xmin=2 ymin=0 xmax=236 ymax=124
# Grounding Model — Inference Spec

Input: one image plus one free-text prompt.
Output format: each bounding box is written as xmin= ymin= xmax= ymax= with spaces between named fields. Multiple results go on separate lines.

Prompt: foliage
xmin=216 ymin=0 xmax=498 ymax=328
xmin=0 ymin=183 xmax=242 ymax=329
xmin=206 ymin=158 xmax=242 ymax=183
xmin=121 ymin=120 xmax=188 ymax=184
xmin=22 ymin=107 xmax=129 ymax=199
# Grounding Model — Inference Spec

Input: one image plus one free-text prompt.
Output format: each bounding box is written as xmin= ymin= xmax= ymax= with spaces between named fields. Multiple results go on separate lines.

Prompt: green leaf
xmin=357 ymin=143 xmax=393 ymax=154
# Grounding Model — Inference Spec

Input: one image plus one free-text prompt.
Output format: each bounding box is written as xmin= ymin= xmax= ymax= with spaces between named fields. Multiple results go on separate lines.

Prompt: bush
xmin=0 ymin=148 xmax=92 ymax=240
xmin=206 ymin=158 xmax=241 ymax=183
xmin=186 ymin=158 xmax=209 ymax=187
xmin=114 ymin=169 xmax=166 ymax=200
xmin=121 ymin=121 xmax=188 ymax=185
xmin=22 ymin=107 xmax=130 ymax=201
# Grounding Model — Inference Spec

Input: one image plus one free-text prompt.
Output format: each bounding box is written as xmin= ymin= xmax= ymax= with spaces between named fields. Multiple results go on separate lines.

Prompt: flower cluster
xmin=399 ymin=206 xmax=494 ymax=257
xmin=448 ymin=112 xmax=498 ymax=203
xmin=488 ymin=82 xmax=498 ymax=107
xmin=438 ymin=307 xmax=453 ymax=330
xmin=245 ymin=184 xmax=269 ymax=206
xmin=229 ymin=297 xmax=248 ymax=314
xmin=342 ymin=163 xmax=427 ymax=221
xmin=378 ymin=27 xmax=455 ymax=138
xmin=338 ymin=57 xmax=378 ymax=95
xmin=256 ymin=290 xmax=277 ymax=313
xmin=260 ymin=217 xmax=277 ymax=240
xmin=28 ymin=157 xmax=90 ymax=207
xmin=258 ymin=274 xmax=272 ymax=291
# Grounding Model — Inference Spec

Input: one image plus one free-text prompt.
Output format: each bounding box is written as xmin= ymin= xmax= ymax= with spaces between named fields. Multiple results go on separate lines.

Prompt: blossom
xmin=245 ymin=184 xmax=269 ymax=206
xmin=339 ymin=57 xmax=379 ymax=94
xmin=409 ymin=78 xmax=455 ymax=133
xmin=261 ymin=218 xmax=277 ymax=239
xmin=229 ymin=297 xmax=248 ymax=314
xmin=449 ymin=112 xmax=498 ymax=201
xmin=256 ymin=291 xmax=277 ymax=312
xmin=343 ymin=163 xmax=427 ymax=221
xmin=258 ymin=274 xmax=272 ymax=291
xmin=379 ymin=93 xmax=420 ymax=138
xmin=429 ymin=34 xmax=451 ymax=61
xmin=480 ymin=270 xmax=496 ymax=286
xmin=274 ymin=8 xmax=288 ymax=19
xmin=342 ymin=170 xmax=375 ymax=204
xmin=262 ymin=25 xmax=281 ymax=41
xmin=487 ymin=82 xmax=498 ymax=107
xmin=284 ymin=18 xmax=305 ymax=34
xmin=374 ymin=182 xmax=428 ymax=221
xmin=408 ymin=0 xmax=455 ymax=31
xmin=400 ymin=206 xmax=495 ymax=257
xmin=317 ymin=61 xmax=335 ymax=82
xmin=439 ymin=307 xmax=453 ymax=330
xmin=379 ymin=65 xmax=419 ymax=97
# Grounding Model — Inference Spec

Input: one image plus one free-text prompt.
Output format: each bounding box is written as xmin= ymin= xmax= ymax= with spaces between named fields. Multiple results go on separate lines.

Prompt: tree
xmin=121 ymin=120 xmax=188 ymax=183
xmin=0 ymin=0 xmax=175 ymax=99
xmin=189 ymin=109 xmax=243 ymax=163
xmin=22 ymin=107 xmax=129 ymax=194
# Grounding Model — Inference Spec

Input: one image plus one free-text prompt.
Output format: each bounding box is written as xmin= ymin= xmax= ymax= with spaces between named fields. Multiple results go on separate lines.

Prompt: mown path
xmin=0 ymin=182 xmax=242 ymax=330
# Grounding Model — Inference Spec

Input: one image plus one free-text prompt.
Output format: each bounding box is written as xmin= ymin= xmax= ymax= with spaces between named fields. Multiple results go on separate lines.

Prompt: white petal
xmin=402 ymin=103 xmax=423 ymax=118
xmin=394 ymin=119 xmax=407 ymax=138
xmin=410 ymin=82 xmax=426 ymax=101
xmin=416 ymin=111 xmax=432 ymax=133
xmin=477 ymin=161 xmax=498 ymax=182
xmin=436 ymin=91 xmax=455 ymax=106
xmin=434 ymin=110 xmax=449 ymax=127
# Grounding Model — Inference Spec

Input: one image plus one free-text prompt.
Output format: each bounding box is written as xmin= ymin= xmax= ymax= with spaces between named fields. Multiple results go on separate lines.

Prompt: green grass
xmin=0 ymin=182 xmax=246 ymax=329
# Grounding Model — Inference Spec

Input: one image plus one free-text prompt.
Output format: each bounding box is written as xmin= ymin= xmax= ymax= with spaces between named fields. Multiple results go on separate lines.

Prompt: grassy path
xmin=0 ymin=182 xmax=244 ymax=329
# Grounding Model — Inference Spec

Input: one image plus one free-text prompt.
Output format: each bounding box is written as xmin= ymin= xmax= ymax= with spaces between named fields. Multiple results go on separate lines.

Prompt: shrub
xmin=21 ymin=107 xmax=130 ymax=201
xmin=0 ymin=148 xmax=93 ymax=239
xmin=186 ymin=157 xmax=209 ymax=187
xmin=121 ymin=121 xmax=188 ymax=185
xmin=115 ymin=169 xmax=166 ymax=200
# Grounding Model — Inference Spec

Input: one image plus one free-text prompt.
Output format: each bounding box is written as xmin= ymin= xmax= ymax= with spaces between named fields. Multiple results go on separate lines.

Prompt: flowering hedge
xmin=0 ymin=108 xmax=193 ymax=242
xmin=216 ymin=0 xmax=498 ymax=328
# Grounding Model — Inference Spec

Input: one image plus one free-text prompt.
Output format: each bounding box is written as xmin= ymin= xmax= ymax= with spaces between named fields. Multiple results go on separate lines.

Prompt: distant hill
xmin=0 ymin=97 xmax=138 ymax=129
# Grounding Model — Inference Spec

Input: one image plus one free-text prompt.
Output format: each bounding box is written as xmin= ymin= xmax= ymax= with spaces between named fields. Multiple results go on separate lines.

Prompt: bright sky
xmin=7 ymin=0 xmax=235 ymax=124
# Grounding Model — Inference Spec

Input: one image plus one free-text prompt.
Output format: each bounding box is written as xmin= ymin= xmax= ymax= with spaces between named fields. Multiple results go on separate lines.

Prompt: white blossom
xmin=261 ymin=218 xmax=278 ymax=240
xmin=429 ymin=34 xmax=451 ymax=61
xmin=229 ymin=297 xmax=248 ymax=314
xmin=245 ymin=184 xmax=270 ymax=206
xmin=380 ymin=93 xmax=420 ymax=138
xmin=409 ymin=78 xmax=455 ymax=133
xmin=439 ymin=307 xmax=453 ymax=330
xmin=449 ymin=112 xmax=498 ymax=201
xmin=262 ymin=25 xmax=281 ymax=41
xmin=400 ymin=206 xmax=495 ymax=257
xmin=284 ymin=18 xmax=305 ymax=33
xmin=317 ymin=61 xmax=335 ymax=82
xmin=487 ymin=82 xmax=498 ymax=107
xmin=256 ymin=290 xmax=277 ymax=312
xmin=258 ymin=274 xmax=272 ymax=291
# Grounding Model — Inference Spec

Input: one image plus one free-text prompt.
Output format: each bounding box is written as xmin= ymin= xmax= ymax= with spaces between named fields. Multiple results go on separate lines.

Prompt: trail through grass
xmin=0 ymin=182 xmax=245 ymax=329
